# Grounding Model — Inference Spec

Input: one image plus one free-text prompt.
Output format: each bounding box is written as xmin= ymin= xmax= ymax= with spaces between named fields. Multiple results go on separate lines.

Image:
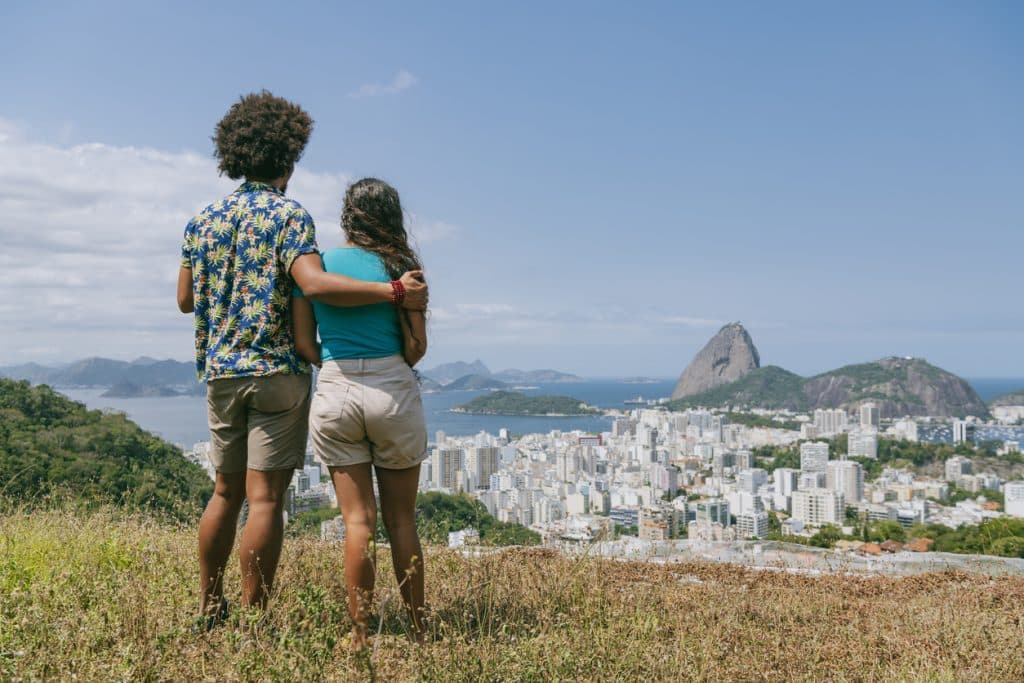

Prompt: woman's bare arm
xmin=177 ymin=266 xmax=194 ymax=313
xmin=291 ymin=296 xmax=321 ymax=366
xmin=398 ymin=310 xmax=428 ymax=367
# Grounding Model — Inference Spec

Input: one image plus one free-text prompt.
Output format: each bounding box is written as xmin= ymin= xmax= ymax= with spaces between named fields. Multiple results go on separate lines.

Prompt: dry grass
xmin=2 ymin=509 xmax=1023 ymax=682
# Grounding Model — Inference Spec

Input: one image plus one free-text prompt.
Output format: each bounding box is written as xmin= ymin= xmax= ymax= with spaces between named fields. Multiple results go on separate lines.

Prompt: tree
xmin=810 ymin=524 xmax=842 ymax=548
xmin=869 ymin=520 xmax=906 ymax=543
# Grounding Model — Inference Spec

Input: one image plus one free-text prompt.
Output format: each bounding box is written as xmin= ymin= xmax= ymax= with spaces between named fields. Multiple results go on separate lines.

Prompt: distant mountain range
xmin=422 ymin=360 xmax=582 ymax=387
xmin=0 ymin=357 xmax=198 ymax=389
xmin=668 ymin=324 xmax=990 ymax=419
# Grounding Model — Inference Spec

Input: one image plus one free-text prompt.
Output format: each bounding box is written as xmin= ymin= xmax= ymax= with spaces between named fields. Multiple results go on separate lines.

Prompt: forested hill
xmin=0 ymin=379 xmax=213 ymax=519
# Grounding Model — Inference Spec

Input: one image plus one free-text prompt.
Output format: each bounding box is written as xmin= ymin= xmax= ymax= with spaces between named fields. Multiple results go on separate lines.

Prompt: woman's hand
xmin=399 ymin=271 xmax=428 ymax=310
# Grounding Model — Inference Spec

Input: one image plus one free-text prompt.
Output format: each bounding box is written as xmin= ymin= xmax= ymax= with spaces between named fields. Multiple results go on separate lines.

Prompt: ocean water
xmin=60 ymin=379 xmax=678 ymax=447
xmin=57 ymin=377 xmax=1023 ymax=449
xmin=966 ymin=378 xmax=1024 ymax=402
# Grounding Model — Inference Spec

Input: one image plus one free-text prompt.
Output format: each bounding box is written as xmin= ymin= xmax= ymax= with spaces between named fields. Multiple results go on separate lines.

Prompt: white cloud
xmin=657 ymin=315 xmax=724 ymax=328
xmin=408 ymin=216 xmax=459 ymax=244
xmin=348 ymin=70 xmax=419 ymax=99
xmin=425 ymin=303 xmax=726 ymax=346
xmin=0 ymin=121 xmax=450 ymax=364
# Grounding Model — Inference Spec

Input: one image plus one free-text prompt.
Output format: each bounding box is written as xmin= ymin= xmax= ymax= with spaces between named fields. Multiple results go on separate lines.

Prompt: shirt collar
xmin=237 ymin=180 xmax=284 ymax=196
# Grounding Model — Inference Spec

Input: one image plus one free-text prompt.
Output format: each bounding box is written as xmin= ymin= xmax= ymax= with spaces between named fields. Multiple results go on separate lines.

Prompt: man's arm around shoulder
xmin=290 ymin=254 xmax=428 ymax=309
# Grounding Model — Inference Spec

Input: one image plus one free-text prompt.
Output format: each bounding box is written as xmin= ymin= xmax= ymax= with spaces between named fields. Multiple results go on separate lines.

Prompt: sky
xmin=1 ymin=1 xmax=1021 ymax=378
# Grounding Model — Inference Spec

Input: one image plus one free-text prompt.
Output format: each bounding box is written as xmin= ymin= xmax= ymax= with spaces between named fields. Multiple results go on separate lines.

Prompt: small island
xmin=452 ymin=391 xmax=601 ymax=417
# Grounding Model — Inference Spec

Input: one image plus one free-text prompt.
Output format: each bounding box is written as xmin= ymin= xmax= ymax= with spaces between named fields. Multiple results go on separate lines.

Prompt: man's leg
xmin=376 ymin=464 xmax=425 ymax=640
xmin=198 ymin=470 xmax=246 ymax=616
xmin=330 ymin=464 xmax=377 ymax=647
xmin=239 ymin=467 xmax=294 ymax=610
xmin=239 ymin=373 xmax=312 ymax=610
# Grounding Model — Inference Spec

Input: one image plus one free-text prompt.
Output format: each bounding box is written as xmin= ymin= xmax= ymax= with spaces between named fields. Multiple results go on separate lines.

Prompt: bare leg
xmin=330 ymin=464 xmax=377 ymax=647
xmin=198 ymin=471 xmax=246 ymax=616
xmin=238 ymin=467 xmax=293 ymax=610
xmin=376 ymin=464 xmax=425 ymax=641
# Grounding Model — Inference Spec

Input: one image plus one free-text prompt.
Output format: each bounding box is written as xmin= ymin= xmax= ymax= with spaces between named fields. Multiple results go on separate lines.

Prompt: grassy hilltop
xmin=2 ymin=509 xmax=1023 ymax=681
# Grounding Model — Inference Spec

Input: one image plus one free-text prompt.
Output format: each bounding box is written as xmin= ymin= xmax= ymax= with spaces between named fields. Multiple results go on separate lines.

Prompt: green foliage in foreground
xmin=0 ymin=379 xmax=212 ymax=520
xmin=416 ymin=492 xmax=541 ymax=546
xmin=452 ymin=391 xmax=599 ymax=416
xmin=289 ymin=493 xmax=540 ymax=547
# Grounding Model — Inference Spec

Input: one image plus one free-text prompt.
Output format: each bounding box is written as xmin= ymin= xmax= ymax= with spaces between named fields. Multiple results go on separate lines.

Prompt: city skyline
xmin=2 ymin=2 xmax=1022 ymax=377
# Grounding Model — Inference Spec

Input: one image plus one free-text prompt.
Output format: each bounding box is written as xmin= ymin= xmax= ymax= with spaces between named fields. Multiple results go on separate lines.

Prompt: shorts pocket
xmin=310 ymin=382 xmax=361 ymax=443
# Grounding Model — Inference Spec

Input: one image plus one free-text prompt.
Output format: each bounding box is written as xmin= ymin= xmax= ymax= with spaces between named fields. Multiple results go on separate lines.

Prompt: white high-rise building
xmin=944 ymin=455 xmax=972 ymax=483
xmin=694 ymin=499 xmax=730 ymax=526
xmin=813 ymin=409 xmax=848 ymax=436
xmin=432 ymin=447 xmax=464 ymax=490
xmin=848 ymin=430 xmax=878 ymax=459
xmin=826 ymin=460 xmax=864 ymax=503
xmin=556 ymin=448 xmax=578 ymax=482
xmin=953 ymin=420 xmax=975 ymax=445
xmin=791 ymin=488 xmax=844 ymax=526
xmin=736 ymin=511 xmax=769 ymax=539
xmin=800 ymin=442 xmax=829 ymax=473
xmin=466 ymin=446 xmax=500 ymax=490
xmin=860 ymin=402 xmax=880 ymax=429
xmin=773 ymin=468 xmax=800 ymax=498
xmin=1004 ymin=481 xmax=1024 ymax=518
xmin=737 ymin=468 xmax=767 ymax=495
xmin=799 ymin=470 xmax=826 ymax=489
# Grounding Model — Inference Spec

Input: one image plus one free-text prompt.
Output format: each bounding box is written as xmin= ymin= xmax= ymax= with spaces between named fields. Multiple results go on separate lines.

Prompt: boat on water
xmin=623 ymin=396 xmax=646 ymax=405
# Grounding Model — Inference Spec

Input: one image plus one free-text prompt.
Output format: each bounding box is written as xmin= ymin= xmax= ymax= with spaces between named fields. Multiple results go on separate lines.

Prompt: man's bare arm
xmin=291 ymin=295 xmax=321 ymax=366
xmin=290 ymin=253 xmax=428 ymax=309
xmin=177 ymin=266 xmax=194 ymax=313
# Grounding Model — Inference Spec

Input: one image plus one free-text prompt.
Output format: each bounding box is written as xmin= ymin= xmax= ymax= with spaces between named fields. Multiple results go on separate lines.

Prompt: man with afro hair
xmin=178 ymin=91 xmax=427 ymax=627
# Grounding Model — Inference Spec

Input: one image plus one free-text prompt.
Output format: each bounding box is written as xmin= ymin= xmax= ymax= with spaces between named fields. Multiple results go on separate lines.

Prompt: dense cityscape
xmin=184 ymin=397 xmax=1024 ymax=561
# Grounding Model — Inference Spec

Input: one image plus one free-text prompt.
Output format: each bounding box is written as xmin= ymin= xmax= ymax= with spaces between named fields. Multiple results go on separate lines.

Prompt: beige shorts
xmin=206 ymin=373 xmax=311 ymax=473
xmin=310 ymin=355 xmax=428 ymax=470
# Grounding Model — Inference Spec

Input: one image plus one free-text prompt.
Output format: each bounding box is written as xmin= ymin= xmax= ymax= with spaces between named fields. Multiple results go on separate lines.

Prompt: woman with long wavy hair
xmin=292 ymin=178 xmax=428 ymax=646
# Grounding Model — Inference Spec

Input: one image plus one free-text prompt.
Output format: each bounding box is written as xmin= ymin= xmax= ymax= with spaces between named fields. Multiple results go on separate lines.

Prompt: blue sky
xmin=1 ymin=1 xmax=1021 ymax=378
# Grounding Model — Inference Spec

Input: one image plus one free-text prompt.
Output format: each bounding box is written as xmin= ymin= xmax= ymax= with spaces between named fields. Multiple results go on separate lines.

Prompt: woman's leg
xmin=330 ymin=463 xmax=377 ymax=646
xmin=375 ymin=464 xmax=425 ymax=640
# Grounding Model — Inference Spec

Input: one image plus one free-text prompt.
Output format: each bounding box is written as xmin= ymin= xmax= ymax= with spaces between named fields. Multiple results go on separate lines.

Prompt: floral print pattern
xmin=181 ymin=182 xmax=317 ymax=381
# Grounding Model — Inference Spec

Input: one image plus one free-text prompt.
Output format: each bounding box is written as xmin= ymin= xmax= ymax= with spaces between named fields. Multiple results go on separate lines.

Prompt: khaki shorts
xmin=206 ymin=373 xmax=311 ymax=473
xmin=310 ymin=355 xmax=428 ymax=470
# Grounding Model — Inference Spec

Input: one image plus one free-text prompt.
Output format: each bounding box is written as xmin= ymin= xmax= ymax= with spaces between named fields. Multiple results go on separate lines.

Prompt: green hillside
xmin=0 ymin=378 xmax=213 ymax=520
xmin=667 ymin=358 xmax=988 ymax=418
xmin=666 ymin=366 xmax=808 ymax=411
xmin=452 ymin=391 xmax=600 ymax=416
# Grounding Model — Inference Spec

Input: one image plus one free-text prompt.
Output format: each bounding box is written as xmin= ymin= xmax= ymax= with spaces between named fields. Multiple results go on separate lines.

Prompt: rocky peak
xmin=672 ymin=323 xmax=760 ymax=400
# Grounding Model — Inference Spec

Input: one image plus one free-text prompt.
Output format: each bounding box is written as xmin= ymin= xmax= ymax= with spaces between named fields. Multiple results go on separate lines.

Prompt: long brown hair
xmin=341 ymin=178 xmax=421 ymax=280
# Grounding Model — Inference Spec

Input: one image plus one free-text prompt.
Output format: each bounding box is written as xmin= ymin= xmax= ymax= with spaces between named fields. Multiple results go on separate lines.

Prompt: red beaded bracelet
xmin=390 ymin=279 xmax=406 ymax=306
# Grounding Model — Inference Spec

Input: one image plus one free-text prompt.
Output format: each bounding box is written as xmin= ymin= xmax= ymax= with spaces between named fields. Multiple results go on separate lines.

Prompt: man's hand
xmin=400 ymin=270 xmax=428 ymax=310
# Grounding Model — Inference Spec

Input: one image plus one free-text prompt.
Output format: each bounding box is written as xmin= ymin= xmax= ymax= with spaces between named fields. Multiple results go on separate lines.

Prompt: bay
xmin=59 ymin=379 xmax=678 ymax=448
xmin=56 ymin=377 xmax=1024 ymax=449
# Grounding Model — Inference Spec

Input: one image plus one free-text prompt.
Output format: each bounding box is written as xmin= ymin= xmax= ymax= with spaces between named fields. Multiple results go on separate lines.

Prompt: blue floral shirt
xmin=181 ymin=181 xmax=318 ymax=381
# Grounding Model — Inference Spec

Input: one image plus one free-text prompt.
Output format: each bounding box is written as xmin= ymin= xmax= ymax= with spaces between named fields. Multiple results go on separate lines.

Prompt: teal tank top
xmin=311 ymin=247 xmax=402 ymax=360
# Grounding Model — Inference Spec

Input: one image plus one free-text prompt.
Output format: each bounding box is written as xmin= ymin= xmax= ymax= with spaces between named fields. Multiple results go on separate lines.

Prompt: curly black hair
xmin=213 ymin=91 xmax=313 ymax=180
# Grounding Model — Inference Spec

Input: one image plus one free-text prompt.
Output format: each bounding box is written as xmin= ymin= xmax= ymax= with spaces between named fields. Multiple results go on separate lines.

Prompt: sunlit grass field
xmin=2 ymin=509 xmax=1023 ymax=681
